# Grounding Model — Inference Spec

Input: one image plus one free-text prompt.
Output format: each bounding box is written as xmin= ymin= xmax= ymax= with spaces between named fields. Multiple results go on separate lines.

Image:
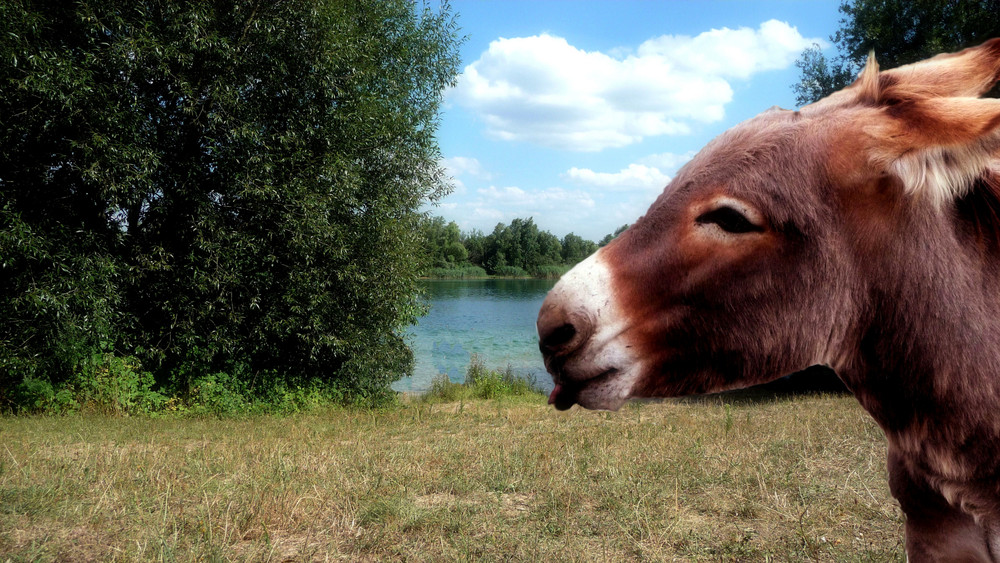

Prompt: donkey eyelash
xmin=695 ymin=206 xmax=764 ymax=234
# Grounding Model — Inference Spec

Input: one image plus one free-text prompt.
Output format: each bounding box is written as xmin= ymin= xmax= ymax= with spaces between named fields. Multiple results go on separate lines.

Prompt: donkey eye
xmin=695 ymin=206 xmax=764 ymax=234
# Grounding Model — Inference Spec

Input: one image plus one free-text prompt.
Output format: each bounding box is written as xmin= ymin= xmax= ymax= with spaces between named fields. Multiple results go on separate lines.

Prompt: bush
xmin=9 ymin=353 xmax=165 ymax=415
xmin=424 ymin=373 xmax=465 ymax=402
xmin=186 ymin=372 xmax=250 ymax=416
xmin=7 ymin=358 xmax=376 ymax=416
xmin=182 ymin=370 xmax=376 ymax=416
xmin=13 ymin=378 xmax=75 ymax=413
xmin=74 ymin=354 xmax=166 ymax=415
xmin=0 ymin=206 xmax=122 ymax=412
xmin=420 ymin=354 xmax=542 ymax=403
xmin=466 ymin=355 xmax=539 ymax=399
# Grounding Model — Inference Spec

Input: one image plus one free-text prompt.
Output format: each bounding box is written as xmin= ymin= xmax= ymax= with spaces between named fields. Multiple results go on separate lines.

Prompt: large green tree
xmin=793 ymin=0 xmax=1000 ymax=106
xmin=0 ymin=0 xmax=461 ymax=407
xmin=420 ymin=216 xmax=468 ymax=268
xmin=560 ymin=233 xmax=597 ymax=265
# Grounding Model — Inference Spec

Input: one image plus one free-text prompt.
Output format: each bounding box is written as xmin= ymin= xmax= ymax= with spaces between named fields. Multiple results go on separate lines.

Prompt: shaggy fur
xmin=539 ymin=39 xmax=1000 ymax=561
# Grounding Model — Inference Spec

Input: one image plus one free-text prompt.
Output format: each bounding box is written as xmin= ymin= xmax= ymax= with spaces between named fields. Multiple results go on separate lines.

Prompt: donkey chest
xmin=888 ymin=429 xmax=1000 ymax=523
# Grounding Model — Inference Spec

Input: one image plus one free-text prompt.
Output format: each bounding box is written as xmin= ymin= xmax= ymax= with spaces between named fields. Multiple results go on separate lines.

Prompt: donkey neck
xmin=845 ymin=208 xmax=1000 ymax=439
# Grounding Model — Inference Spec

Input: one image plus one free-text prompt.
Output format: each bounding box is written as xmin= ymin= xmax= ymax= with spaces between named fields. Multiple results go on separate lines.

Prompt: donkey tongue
xmin=548 ymin=384 xmax=561 ymax=405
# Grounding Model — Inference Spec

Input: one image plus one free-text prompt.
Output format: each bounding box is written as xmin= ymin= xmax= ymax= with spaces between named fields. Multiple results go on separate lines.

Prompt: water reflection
xmin=392 ymin=279 xmax=556 ymax=393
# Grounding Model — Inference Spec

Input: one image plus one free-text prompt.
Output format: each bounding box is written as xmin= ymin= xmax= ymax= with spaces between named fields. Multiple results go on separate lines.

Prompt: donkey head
xmin=538 ymin=39 xmax=1000 ymax=412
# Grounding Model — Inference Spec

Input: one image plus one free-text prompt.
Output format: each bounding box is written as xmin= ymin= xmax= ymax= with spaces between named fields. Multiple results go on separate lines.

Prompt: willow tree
xmin=0 ymin=0 xmax=461 ymax=407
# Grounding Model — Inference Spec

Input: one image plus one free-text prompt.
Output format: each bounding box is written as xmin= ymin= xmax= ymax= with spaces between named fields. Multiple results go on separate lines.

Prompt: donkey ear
xmin=866 ymin=97 xmax=1000 ymax=204
xmin=878 ymin=38 xmax=1000 ymax=99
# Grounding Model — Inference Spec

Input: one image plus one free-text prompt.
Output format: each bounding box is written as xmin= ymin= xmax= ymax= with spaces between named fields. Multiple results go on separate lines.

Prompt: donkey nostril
xmin=538 ymin=298 xmax=592 ymax=357
xmin=541 ymin=323 xmax=577 ymax=352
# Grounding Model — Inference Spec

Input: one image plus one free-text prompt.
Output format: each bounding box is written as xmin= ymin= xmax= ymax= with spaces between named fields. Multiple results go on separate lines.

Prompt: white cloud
xmin=637 ymin=150 xmax=698 ymax=172
xmin=442 ymin=156 xmax=491 ymax=180
xmin=565 ymin=164 xmax=671 ymax=192
xmin=440 ymin=156 xmax=493 ymax=194
xmin=476 ymin=185 xmax=596 ymax=211
xmin=451 ymin=20 xmax=821 ymax=151
xmin=425 ymin=184 xmax=598 ymax=235
xmin=564 ymin=151 xmax=696 ymax=192
xmin=636 ymin=20 xmax=818 ymax=80
xmin=424 ymin=177 xmax=664 ymax=240
xmin=426 ymin=151 xmax=701 ymax=238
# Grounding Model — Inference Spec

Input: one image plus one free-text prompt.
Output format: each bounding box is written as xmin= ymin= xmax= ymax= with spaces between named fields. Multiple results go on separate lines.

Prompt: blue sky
xmin=429 ymin=0 xmax=845 ymax=241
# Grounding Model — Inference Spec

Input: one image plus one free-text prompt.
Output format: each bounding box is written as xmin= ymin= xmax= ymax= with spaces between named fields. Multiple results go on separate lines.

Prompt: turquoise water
xmin=392 ymin=279 xmax=557 ymax=393
xmin=392 ymin=278 xmax=849 ymax=396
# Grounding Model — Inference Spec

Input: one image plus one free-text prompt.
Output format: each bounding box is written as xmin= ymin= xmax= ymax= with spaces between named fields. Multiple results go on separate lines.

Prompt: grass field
xmin=0 ymin=392 xmax=904 ymax=561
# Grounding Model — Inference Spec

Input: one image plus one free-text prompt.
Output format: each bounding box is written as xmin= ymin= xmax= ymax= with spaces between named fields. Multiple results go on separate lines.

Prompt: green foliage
xmin=560 ymin=233 xmax=598 ymax=264
xmin=425 ymin=373 xmax=464 ymax=402
xmin=491 ymin=265 xmax=529 ymax=278
xmin=73 ymin=354 xmax=166 ymax=415
xmin=7 ymin=356 xmax=369 ymax=416
xmin=793 ymin=0 xmax=1000 ymax=105
xmin=534 ymin=264 xmax=571 ymax=279
xmin=422 ymin=354 xmax=543 ymax=403
xmin=176 ymin=369 xmax=391 ymax=416
xmin=465 ymin=355 xmax=540 ymax=399
xmin=0 ymin=205 xmax=121 ymax=405
xmin=419 ymin=215 xmax=623 ymax=278
xmin=599 ymin=224 xmax=629 ymax=247
xmin=186 ymin=372 xmax=251 ymax=416
xmin=0 ymin=1 xmax=462 ymax=412
xmin=463 ymin=228 xmax=487 ymax=265
xmin=792 ymin=44 xmax=856 ymax=107
xmin=13 ymin=378 xmax=75 ymax=414
xmin=421 ymin=216 xmax=468 ymax=269
xmin=425 ymin=265 xmax=489 ymax=279
xmin=483 ymin=218 xmax=543 ymax=276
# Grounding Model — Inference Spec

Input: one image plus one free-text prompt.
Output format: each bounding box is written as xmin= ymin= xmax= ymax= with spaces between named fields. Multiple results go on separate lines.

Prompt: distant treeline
xmin=420 ymin=216 xmax=628 ymax=278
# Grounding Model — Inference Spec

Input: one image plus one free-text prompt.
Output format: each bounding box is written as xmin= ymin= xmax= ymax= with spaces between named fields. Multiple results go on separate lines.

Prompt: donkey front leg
xmin=903 ymin=509 xmax=995 ymax=562
xmin=888 ymin=450 xmax=996 ymax=562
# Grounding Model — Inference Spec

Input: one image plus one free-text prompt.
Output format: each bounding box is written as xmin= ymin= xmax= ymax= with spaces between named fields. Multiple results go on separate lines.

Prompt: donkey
xmin=537 ymin=39 xmax=1000 ymax=560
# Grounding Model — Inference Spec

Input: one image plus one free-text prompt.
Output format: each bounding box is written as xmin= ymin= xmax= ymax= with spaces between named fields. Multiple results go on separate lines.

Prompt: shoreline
xmin=418 ymin=275 xmax=560 ymax=281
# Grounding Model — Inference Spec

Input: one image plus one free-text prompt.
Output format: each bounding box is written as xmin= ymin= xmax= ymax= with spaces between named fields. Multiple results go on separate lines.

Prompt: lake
xmin=391 ymin=278 xmax=849 ymax=397
xmin=392 ymin=278 xmax=556 ymax=393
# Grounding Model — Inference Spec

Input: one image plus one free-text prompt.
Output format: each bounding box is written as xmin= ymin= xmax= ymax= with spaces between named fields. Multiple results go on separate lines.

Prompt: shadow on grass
xmin=675 ymin=365 xmax=850 ymax=407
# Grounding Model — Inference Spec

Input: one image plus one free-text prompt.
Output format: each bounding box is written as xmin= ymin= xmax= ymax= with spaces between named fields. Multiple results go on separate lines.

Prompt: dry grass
xmin=0 ymin=392 xmax=904 ymax=561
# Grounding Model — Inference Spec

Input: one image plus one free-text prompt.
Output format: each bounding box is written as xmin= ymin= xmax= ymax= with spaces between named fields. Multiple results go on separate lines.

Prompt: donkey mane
xmin=958 ymin=167 xmax=1000 ymax=252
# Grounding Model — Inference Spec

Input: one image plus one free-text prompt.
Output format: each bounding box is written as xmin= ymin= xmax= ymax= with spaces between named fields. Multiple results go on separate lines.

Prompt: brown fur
xmin=538 ymin=39 xmax=1000 ymax=560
